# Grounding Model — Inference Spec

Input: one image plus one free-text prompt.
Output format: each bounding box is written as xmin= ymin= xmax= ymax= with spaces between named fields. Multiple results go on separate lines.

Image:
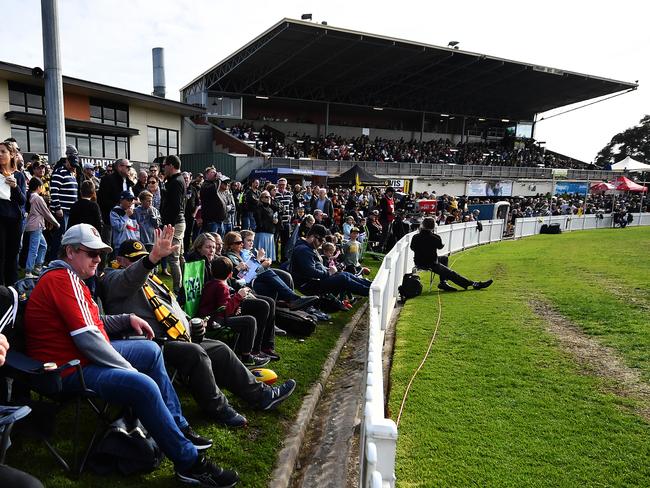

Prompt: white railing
xmin=360 ymin=213 xmax=649 ymax=487
xmin=513 ymin=212 xmax=650 ymax=238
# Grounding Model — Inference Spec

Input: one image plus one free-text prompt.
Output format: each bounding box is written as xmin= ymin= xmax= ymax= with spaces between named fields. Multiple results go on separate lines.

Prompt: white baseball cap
xmin=61 ymin=224 xmax=112 ymax=252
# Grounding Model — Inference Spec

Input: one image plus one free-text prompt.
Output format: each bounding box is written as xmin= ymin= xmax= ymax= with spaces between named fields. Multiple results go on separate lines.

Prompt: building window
xmin=66 ymin=132 xmax=130 ymax=159
xmin=89 ymin=98 xmax=129 ymax=127
xmin=10 ymin=124 xmax=46 ymax=153
xmin=147 ymin=126 xmax=179 ymax=163
xmin=8 ymin=82 xmax=45 ymax=114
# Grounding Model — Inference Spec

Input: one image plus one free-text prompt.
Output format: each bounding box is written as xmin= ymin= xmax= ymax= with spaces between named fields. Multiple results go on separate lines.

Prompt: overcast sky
xmin=3 ymin=0 xmax=647 ymax=162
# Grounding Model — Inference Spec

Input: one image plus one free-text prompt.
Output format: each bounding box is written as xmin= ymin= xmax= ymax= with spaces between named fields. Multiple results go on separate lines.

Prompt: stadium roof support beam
xmin=269 ymin=41 xmax=359 ymax=97
xmin=182 ymin=22 xmax=289 ymax=100
xmin=236 ymin=30 xmax=328 ymax=94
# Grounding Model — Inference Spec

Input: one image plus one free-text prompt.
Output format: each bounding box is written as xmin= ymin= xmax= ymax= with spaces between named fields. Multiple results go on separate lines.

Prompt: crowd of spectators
xmin=0 ymin=134 xmax=646 ymax=486
xmin=254 ymin=134 xmax=591 ymax=169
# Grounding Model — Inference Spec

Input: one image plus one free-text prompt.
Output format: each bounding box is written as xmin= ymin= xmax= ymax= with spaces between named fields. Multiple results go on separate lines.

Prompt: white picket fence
xmin=360 ymin=213 xmax=650 ymax=487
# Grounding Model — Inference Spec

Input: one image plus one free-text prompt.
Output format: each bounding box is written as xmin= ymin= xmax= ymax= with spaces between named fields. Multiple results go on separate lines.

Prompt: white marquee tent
xmin=610 ymin=156 xmax=650 ymax=171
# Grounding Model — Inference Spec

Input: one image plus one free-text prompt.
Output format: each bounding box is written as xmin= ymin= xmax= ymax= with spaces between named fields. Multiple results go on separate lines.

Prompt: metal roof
xmin=181 ymin=19 xmax=637 ymax=121
xmin=0 ymin=61 xmax=204 ymax=116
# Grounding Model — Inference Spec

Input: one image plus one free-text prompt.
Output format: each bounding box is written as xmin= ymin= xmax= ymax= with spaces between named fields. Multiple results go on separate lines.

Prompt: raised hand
xmin=149 ymin=224 xmax=180 ymax=263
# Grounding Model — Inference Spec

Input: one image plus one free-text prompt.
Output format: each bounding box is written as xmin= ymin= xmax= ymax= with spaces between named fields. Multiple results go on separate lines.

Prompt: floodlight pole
xmin=41 ymin=0 xmax=66 ymax=164
xmin=420 ymin=112 xmax=425 ymax=142
xmin=324 ymin=102 xmax=330 ymax=137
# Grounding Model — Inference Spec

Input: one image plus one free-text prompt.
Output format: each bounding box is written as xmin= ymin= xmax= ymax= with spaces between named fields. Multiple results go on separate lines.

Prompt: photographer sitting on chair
xmin=410 ymin=217 xmax=493 ymax=292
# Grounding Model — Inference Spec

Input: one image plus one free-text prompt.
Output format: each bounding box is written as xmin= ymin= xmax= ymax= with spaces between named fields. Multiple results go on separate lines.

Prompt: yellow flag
xmin=355 ymin=172 xmax=361 ymax=192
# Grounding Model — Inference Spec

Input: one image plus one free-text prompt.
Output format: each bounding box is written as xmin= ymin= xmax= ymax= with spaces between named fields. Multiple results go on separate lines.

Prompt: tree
xmin=595 ymin=115 xmax=650 ymax=167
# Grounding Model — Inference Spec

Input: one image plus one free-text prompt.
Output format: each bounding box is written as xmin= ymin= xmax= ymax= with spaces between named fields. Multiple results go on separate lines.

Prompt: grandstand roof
xmin=181 ymin=19 xmax=637 ymax=122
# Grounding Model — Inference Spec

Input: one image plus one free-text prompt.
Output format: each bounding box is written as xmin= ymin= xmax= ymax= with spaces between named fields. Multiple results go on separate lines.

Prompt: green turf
xmin=389 ymin=227 xmax=650 ymax=488
xmin=7 ymin=290 xmax=368 ymax=487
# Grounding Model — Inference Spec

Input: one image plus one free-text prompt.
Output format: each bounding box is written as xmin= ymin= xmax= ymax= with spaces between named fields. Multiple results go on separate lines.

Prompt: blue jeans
xmin=242 ymin=212 xmax=256 ymax=231
xmin=315 ymin=272 xmax=371 ymax=296
xmin=202 ymin=222 xmax=219 ymax=234
xmin=252 ymin=269 xmax=300 ymax=302
xmin=25 ymin=229 xmax=47 ymax=272
xmin=61 ymin=339 xmax=197 ymax=470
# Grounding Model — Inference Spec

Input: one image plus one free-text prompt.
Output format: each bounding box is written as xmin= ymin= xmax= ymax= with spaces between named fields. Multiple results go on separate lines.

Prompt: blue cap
xmin=120 ymin=190 xmax=135 ymax=200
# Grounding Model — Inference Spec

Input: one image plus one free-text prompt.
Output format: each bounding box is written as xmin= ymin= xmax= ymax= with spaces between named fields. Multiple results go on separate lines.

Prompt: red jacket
xmin=198 ymin=279 xmax=244 ymax=318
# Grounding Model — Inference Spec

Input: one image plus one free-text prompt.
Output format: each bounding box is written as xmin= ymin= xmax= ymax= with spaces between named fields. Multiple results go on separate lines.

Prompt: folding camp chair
xmin=0 ymin=404 xmax=31 ymax=464
xmin=412 ymin=266 xmax=436 ymax=292
xmin=3 ymin=351 xmax=111 ymax=476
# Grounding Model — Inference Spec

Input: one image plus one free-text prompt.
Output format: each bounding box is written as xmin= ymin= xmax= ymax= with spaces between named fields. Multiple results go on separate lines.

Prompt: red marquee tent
xmin=590 ymin=182 xmax=616 ymax=192
xmin=614 ymin=176 xmax=648 ymax=192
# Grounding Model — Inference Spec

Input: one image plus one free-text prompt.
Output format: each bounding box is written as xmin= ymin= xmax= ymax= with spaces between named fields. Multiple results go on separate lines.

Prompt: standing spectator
xmin=275 ymin=178 xmax=293 ymax=262
xmin=68 ymin=180 xmax=103 ymax=232
xmin=183 ymin=172 xmax=200 ymax=253
xmin=254 ymin=190 xmax=278 ymax=262
xmin=110 ymin=190 xmax=139 ymax=250
xmin=24 ymin=177 xmax=58 ymax=278
xmin=133 ymin=169 xmax=148 ymax=196
xmin=231 ymin=180 xmax=243 ymax=228
xmin=29 ymin=157 xmax=50 ymax=201
xmin=0 ymin=141 xmax=27 ymax=285
xmin=81 ymin=162 xmax=100 ymax=190
xmin=160 ymin=155 xmax=186 ymax=293
xmin=242 ymin=179 xmax=261 ymax=230
xmin=134 ymin=190 xmax=161 ymax=248
xmin=146 ymin=175 xmax=162 ymax=209
xmin=49 ymin=154 xmax=79 ymax=233
xmin=218 ymin=176 xmax=236 ymax=235
xmin=199 ymin=167 xmax=226 ymax=234
xmin=312 ymin=188 xmax=334 ymax=217
xmin=98 ymin=158 xmax=133 ymax=247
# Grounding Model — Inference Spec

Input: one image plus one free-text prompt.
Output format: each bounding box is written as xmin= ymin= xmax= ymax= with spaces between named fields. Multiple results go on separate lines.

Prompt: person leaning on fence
xmin=409 ymin=217 xmax=493 ymax=292
xmin=24 ymin=223 xmax=239 ymax=487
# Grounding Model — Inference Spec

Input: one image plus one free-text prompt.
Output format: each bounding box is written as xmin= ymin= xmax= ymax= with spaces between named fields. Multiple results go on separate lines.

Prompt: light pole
xmin=41 ymin=0 xmax=66 ymax=163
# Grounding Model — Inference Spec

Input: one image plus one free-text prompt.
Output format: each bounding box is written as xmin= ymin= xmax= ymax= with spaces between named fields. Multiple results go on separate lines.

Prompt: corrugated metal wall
xmin=178 ymin=153 xmax=236 ymax=178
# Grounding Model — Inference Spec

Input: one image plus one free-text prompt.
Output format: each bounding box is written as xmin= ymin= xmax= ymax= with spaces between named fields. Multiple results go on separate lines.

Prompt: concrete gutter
xmin=270 ymin=303 xmax=369 ymax=488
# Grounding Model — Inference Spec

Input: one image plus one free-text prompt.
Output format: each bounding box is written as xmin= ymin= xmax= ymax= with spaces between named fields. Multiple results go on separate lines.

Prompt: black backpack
xmin=275 ymin=307 xmax=317 ymax=337
xmin=88 ymin=412 xmax=163 ymax=476
xmin=398 ymin=273 xmax=423 ymax=302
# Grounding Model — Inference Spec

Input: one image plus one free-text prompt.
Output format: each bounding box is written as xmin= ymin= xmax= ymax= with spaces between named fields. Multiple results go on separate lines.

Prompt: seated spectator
xmin=110 ymin=190 xmax=139 ymax=250
xmin=410 ymin=217 xmax=493 ymax=292
xmin=198 ymin=257 xmax=272 ymax=368
xmin=290 ymin=224 xmax=372 ymax=297
xmin=68 ymin=180 xmax=103 ymax=232
xmin=99 ymin=232 xmax=296 ymax=424
xmin=223 ymin=231 xmax=317 ymax=310
xmin=186 ymin=233 xmax=220 ymax=284
xmin=24 ymin=224 xmax=239 ymax=487
xmin=342 ymin=215 xmax=356 ymax=240
xmin=342 ymin=227 xmax=370 ymax=276
xmin=24 ymin=177 xmax=59 ymax=278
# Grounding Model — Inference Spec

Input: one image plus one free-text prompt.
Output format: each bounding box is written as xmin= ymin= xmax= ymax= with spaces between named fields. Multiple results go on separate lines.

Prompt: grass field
xmin=388 ymin=227 xmax=650 ymax=487
xmin=6 ymin=289 xmax=369 ymax=488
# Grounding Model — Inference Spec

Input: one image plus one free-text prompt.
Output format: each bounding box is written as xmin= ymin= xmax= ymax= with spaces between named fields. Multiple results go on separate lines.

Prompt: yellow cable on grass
xmin=396 ymin=254 xmax=461 ymax=427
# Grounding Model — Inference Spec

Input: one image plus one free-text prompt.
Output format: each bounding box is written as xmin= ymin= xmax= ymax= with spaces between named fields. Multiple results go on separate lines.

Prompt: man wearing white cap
xmin=24 ymin=224 xmax=239 ymax=487
xmin=81 ymin=161 xmax=100 ymax=190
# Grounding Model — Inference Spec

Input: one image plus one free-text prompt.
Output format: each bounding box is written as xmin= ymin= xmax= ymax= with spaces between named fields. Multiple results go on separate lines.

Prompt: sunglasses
xmin=233 ymin=241 xmax=243 ymax=245
xmin=78 ymin=248 xmax=103 ymax=259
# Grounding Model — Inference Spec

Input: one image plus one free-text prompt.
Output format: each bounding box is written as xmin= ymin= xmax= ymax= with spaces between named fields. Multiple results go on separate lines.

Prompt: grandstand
xmin=180 ymin=18 xmax=637 ymax=173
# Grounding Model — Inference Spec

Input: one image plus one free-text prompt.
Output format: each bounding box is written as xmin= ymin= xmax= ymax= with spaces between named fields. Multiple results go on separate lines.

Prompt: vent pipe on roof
xmin=152 ymin=47 xmax=166 ymax=98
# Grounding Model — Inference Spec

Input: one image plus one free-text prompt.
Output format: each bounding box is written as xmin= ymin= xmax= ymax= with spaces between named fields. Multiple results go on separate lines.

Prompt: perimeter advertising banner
xmin=466 ymin=180 xmax=514 ymax=197
xmin=554 ymin=181 xmax=589 ymax=196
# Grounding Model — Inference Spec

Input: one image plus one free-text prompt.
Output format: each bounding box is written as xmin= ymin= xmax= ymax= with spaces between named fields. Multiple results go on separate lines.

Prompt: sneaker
xmin=176 ymin=455 xmax=239 ymax=487
xmin=181 ymin=425 xmax=213 ymax=451
xmin=213 ymin=405 xmax=247 ymax=428
xmin=24 ymin=272 xmax=37 ymax=279
xmin=287 ymin=296 xmax=319 ymax=311
xmin=342 ymin=299 xmax=353 ymax=310
xmin=274 ymin=325 xmax=287 ymax=336
xmin=260 ymin=379 xmax=297 ymax=411
xmin=261 ymin=348 xmax=281 ymax=361
xmin=472 ymin=279 xmax=493 ymax=290
xmin=438 ymin=281 xmax=458 ymax=292
xmin=240 ymin=354 xmax=270 ymax=368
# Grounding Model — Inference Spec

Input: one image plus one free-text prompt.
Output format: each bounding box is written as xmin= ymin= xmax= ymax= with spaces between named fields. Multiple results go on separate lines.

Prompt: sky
xmin=3 ymin=0 xmax=648 ymax=163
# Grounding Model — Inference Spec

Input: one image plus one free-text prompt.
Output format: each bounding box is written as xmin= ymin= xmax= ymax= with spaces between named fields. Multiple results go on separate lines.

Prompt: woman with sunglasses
xmin=222 ymin=231 xmax=317 ymax=310
xmin=146 ymin=177 xmax=162 ymax=209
